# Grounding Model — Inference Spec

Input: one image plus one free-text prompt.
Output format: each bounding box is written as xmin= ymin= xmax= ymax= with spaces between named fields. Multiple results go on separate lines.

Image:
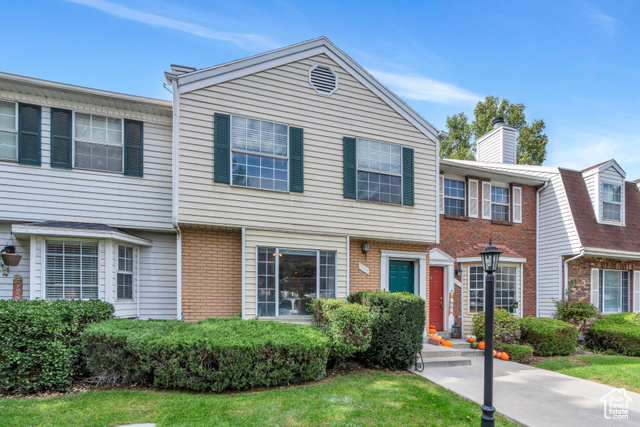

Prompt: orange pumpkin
xmin=429 ymin=325 xmax=436 ymax=330
xmin=501 ymin=353 xmax=509 ymax=361
xmin=468 ymin=337 xmax=475 ymax=343
xmin=444 ymin=341 xmax=453 ymax=348
xmin=478 ymin=342 xmax=485 ymax=350
xmin=493 ymin=350 xmax=497 ymax=357
xmin=495 ymin=352 xmax=502 ymax=359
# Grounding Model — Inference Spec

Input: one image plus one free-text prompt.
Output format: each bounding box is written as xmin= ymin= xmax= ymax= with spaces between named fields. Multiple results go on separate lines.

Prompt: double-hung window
xmin=0 ymin=101 xmax=18 ymax=161
xmin=231 ymin=116 xmax=288 ymax=191
xmin=468 ymin=265 xmax=518 ymax=314
xmin=491 ymin=186 xmax=510 ymax=221
xmin=444 ymin=179 xmax=465 ymax=216
xmin=117 ymin=245 xmax=134 ymax=300
xmin=45 ymin=240 xmax=99 ymax=299
xmin=356 ymin=138 xmax=402 ymax=204
xmin=257 ymin=247 xmax=337 ymax=317
xmin=601 ymin=183 xmax=622 ymax=222
xmin=75 ymin=113 xmax=124 ymax=172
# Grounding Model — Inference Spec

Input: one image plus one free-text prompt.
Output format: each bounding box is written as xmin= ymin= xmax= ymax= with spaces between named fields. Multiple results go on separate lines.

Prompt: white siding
xmin=136 ymin=231 xmax=177 ymax=320
xmin=0 ymin=92 xmax=173 ymax=231
xmin=178 ymin=54 xmax=438 ymax=244
xmin=476 ymin=128 xmax=503 ymax=163
xmin=243 ymin=229 xmax=348 ymax=319
xmin=0 ymin=222 xmax=30 ymax=299
xmin=502 ymin=127 xmax=517 ymax=164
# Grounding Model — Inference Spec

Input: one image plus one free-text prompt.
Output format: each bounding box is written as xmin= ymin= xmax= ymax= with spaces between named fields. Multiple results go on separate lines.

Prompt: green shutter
xmin=18 ymin=103 xmax=41 ymax=166
xmin=289 ymin=126 xmax=304 ymax=192
xmin=214 ymin=113 xmax=231 ymax=184
xmin=124 ymin=119 xmax=144 ymax=176
xmin=402 ymin=147 xmax=414 ymax=206
xmin=343 ymin=137 xmax=357 ymax=199
xmin=50 ymin=108 xmax=72 ymax=168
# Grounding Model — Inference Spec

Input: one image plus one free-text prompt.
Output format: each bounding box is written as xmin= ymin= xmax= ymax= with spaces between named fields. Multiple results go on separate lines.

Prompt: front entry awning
xmin=12 ymin=221 xmax=152 ymax=246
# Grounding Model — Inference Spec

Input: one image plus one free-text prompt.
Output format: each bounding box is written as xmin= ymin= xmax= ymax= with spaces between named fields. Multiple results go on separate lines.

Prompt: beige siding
xmin=178 ymin=54 xmax=438 ymax=244
xmin=244 ymin=229 xmax=348 ymax=319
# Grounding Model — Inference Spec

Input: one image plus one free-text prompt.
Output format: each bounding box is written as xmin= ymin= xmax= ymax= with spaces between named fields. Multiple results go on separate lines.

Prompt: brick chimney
xmin=476 ymin=117 xmax=518 ymax=164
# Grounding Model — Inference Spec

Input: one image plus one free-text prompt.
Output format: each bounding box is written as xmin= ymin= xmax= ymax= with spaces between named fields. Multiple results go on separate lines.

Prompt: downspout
xmin=346 ymin=236 xmax=350 ymax=297
xmin=535 ymin=180 xmax=549 ymax=317
xmin=241 ymin=227 xmax=246 ymax=319
xmin=564 ymin=249 xmax=585 ymax=301
xmin=169 ymin=73 xmax=182 ymax=320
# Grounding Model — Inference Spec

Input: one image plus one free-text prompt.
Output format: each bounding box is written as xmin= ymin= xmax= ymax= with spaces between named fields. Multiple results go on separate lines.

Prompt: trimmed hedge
xmin=519 ymin=317 xmax=578 ymax=356
xmin=0 ymin=299 xmax=114 ymax=394
xmin=554 ymin=300 xmax=600 ymax=333
xmin=472 ymin=309 xmax=520 ymax=344
xmin=348 ymin=291 xmax=425 ymax=370
xmin=310 ymin=299 xmax=371 ymax=363
xmin=81 ymin=318 xmax=330 ymax=392
xmin=590 ymin=313 xmax=640 ymax=357
xmin=495 ymin=342 xmax=534 ymax=364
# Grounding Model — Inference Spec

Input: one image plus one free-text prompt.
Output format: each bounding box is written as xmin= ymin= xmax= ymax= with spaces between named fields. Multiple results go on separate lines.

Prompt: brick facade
xmin=438 ymin=178 xmax=538 ymax=325
xmin=564 ymin=256 xmax=638 ymax=311
xmin=181 ymin=226 xmax=242 ymax=321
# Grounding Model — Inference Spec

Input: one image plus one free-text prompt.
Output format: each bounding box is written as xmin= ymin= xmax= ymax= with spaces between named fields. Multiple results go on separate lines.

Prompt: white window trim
xmin=466 ymin=264 xmax=521 ymax=316
xmin=491 ymin=184 xmax=510 ymax=222
xmin=443 ymin=177 xmax=466 ymax=216
xmin=513 ymin=186 xmax=522 ymax=223
xmin=255 ymin=246 xmax=338 ymax=318
xmin=356 ymin=137 xmax=404 ymax=205
xmin=599 ymin=269 xmax=630 ymax=314
xmin=0 ymin=100 xmax=18 ymax=162
xmin=116 ymin=244 xmax=135 ymax=301
xmin=72 ymin=111 xmax=125 ymax=174
xmin=599 ymin=179 xmax=624 ymax=226
xmin=379 ymin=250 xmax=427 ymax=303
xmin=43 ymin=238 xmax=101 ymax=300
xmin=229 ymin=114 xmax=290 ymax=193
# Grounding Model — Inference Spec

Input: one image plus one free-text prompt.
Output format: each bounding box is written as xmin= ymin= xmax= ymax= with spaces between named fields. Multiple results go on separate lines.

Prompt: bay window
xmin=231 ymin=115 xmax=289 ymax=191
xmin=0 ymin=101 xmax=17 ymax=161
xmin=75 ymin=113 xmax=124 ymax=172
xmin=356 ymin=137 xmax=403 ymax=205
xmin=444 ymin=178 xmax=465 ymax=216
xmin=45 ymin=240 xmax=99 ymax=299
xmin=257 ymin=247 xmax=336 ymax=317
xmin=468 ymin=265 xmax=519 ymax=314
xmin=117 ymin=245 xmax=134 ymax=300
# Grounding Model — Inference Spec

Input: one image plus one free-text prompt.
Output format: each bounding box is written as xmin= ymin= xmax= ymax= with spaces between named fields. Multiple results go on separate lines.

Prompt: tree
xmin=440 ymin=96 xmax=548 ymax=165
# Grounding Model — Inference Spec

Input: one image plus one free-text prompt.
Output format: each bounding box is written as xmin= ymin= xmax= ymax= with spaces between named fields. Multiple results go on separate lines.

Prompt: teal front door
xmin=389 ymin=260 xmax=415 ymax=293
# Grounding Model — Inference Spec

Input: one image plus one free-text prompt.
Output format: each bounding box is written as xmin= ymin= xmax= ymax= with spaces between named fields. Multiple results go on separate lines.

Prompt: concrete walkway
xmin=412 ymin=357 xmax=640 ymax=427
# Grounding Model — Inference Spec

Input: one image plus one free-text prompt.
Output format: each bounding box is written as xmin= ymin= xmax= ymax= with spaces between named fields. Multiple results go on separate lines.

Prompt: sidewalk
xmin=412 ymin=357 xmax=640 ymax=427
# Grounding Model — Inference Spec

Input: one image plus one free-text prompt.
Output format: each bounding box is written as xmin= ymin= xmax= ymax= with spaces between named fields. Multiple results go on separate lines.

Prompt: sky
xmin=3 ymin=0 xmax=640 ymax=178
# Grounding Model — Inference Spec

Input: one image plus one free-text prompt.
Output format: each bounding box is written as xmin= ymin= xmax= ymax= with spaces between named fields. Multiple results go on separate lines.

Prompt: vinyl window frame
xmin=116 ymin=245 xmax=135 ymax=301
xmin=443 ymin=177 xmax=466 ymax=216
xmin=229 ymin=114 xmax=290 ymax=193
xmin=600 ymin=181 xmax=623 ymax=223
xmin=0 ymin=100 xmax=18 ymax=162
xmin=599 ymin=269 xmax=630 ymax=314
xmin=490 ymin=184 xmax=510 ymax=221
xmin=72 ymin=111 xmax=125 ymax=173
xmin=355 ymin=137 xmax=404 ymax=205
xmin=44 ymin=238 xmax=100 ymax=300
xmin=467 ymin=264 xmax=519 ymax=315
xmin=255 ymin=247 xmax=338 ymax=318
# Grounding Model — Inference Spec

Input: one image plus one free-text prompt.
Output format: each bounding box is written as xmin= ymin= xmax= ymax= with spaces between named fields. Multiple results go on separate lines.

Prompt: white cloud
xmin=580 ymin=2 xmax=618 ymax=37
xmin=64 ymin=0 xmax=280 ymax=51
xmin=368 ymin=69 xmax=482 ymax=106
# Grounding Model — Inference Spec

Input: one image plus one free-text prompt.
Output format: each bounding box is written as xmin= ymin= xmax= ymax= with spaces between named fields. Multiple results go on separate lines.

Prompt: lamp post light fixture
xmin=479 ymin=239 xmax=502 ymax=427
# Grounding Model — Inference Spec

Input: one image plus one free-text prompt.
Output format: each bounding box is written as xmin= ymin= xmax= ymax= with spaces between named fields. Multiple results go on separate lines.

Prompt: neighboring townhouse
xmin=435 ymin=118 xmax=548 ymax=334
xmin=0 ymin=72 xmax=178 ymax=319
xmin=448 ymin=126 xmax=640 ymax=317
xmin=166 ymin=37 xmax=442 ymax=322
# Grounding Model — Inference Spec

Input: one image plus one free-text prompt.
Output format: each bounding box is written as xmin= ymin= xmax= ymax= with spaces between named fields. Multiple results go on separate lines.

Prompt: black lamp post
xmin=479 ymin=239 xmax=502 ymax=427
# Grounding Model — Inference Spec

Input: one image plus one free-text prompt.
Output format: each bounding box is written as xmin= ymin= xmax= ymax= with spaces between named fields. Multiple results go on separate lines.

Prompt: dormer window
xmin=602 ymin=183 xmax=622 ymax=222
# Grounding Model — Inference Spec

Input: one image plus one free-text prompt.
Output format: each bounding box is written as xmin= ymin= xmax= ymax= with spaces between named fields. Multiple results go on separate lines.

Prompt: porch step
xmin=421 ymin=343 xmax=461 ymax=358
xmin=449 ymin=339 xmax=472 ymax=349
xmin=435 ymin=331 xmax=451 ymax=339
xmin=460 ymin=348 xmax=485 ymax=357
xmin=420 ymin=356 xmax=472 ymax=368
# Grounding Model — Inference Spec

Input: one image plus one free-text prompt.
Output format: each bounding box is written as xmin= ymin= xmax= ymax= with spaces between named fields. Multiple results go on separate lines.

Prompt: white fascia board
xmin=583 ymin=247 xmax=640 ymax=261
xmin=174 ymin=37 xmax=441 ymax=142
xmin=596 ymin=159 xmax=626 ymax=178
xmin=456 ymin=256 xmax=527 ymax=264
xmin=429 ymin=247 xmax=456 ymax=263
xmin=440 ymin=159 xmax=549 ymax=186
xmin=11 ymin=225 xmax=153 ymax=247
xmin=444 ymin=160 xmax=562 ymax=175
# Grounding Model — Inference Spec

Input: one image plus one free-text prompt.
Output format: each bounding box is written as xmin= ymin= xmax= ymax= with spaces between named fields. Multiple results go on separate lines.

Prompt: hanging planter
xmin=1 ymin=245 xmax=21 ymax=267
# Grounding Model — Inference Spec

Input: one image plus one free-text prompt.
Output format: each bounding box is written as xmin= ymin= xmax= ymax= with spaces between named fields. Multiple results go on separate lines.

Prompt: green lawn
xmin=535 ymin=355 xmax=640 ymax=393
xmin=0 ymin=371 xmax=517 ymax=427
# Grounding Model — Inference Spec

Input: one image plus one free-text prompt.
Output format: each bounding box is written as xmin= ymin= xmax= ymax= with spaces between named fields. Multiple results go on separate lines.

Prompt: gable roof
xmin=560 ymin=169 xmax=640 ymax=253
xmin=166 ymin=37 xmax=441 ymax=142
xmin=581 ymin=159 xmax=626 ymax=178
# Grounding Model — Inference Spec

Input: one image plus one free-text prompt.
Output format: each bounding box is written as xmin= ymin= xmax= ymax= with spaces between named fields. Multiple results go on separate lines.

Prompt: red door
xmin=429 ymin=267 xmax=444 ymax=330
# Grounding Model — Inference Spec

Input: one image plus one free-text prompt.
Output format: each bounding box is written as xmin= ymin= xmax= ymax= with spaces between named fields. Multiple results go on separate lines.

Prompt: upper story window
xmin=444 ymin=178 xmax=465 ymax=216
xmin=117 ymin=245 xmax=134 ymax=300
xmin=45 ymin=240 xmax=99 ymax=300
xmin=356 ymin=138 xmax=402 ymax=205
xmin=491 ymin=185 xmax=510 ymax=221
xmin=231 ymin=116 xmax=288 ymax=192
xmin=601 ymin=183 xmax=622 ymax=222
xmin=75 ymin=113 xmax=124 ymax=172
xmin=0 ymin=101 xmax=17 ymax=161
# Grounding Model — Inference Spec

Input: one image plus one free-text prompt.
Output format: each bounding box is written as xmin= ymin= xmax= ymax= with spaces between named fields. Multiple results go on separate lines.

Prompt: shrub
xmin=0 ymin=299 xmax=114 ymax=394
xmin=495 ymin=342 xmax=534 ymax=364
xmin=554 ymin=300 xmax=600 ymax=333
xmin=472 ymin=309 xmax=521 ymax=344
xmin=311 ymin=299 xmax=371 ymax=364
xmin=519 ymin=317 xmax=578 ymax=356
xmin=348 ymin=291 xmax=425 ymax=370
xmin=82 ymin=318 xmax=330 ymax=392
xmin=589 ymin=313 xmax=640 ymax=357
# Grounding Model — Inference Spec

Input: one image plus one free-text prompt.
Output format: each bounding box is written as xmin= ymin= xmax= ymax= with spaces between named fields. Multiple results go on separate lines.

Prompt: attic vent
xmin=309 ymin=64 xmax=338 ymax=95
